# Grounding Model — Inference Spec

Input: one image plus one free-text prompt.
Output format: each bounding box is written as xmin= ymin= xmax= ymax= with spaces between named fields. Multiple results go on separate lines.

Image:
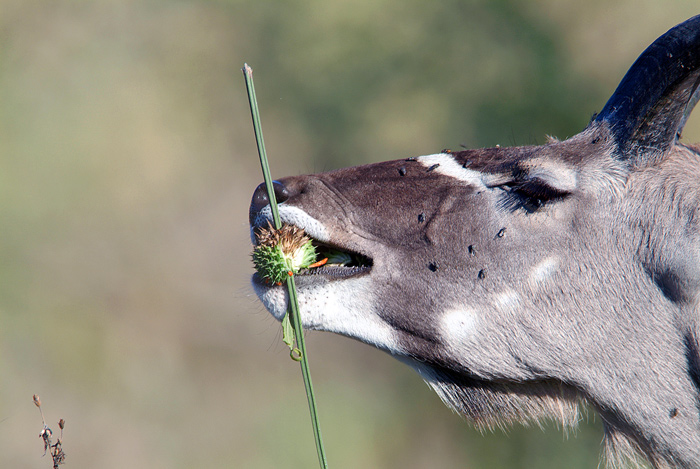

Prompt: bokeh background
xmin=1 ymin=1 xmax=699 ymax=468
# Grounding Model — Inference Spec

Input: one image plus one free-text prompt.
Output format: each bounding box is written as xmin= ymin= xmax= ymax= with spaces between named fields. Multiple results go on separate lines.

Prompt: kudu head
xmin=249 ymin=16 xmax=700 ymax=468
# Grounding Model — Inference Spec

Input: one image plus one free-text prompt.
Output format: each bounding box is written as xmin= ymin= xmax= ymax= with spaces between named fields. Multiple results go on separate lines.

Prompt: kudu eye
xmin=505 ymin=178 xmax=570 ymax=212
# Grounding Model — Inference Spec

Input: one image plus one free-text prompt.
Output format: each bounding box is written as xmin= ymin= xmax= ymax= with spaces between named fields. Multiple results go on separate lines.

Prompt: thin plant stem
xmin=243 ymin=63 xmax=329 ymax=469
xmin=243 ymin=64 xmax=281 ymax=229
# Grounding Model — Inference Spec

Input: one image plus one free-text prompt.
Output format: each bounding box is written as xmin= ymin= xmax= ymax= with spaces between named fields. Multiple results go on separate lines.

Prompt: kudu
xmin=249 ymin=16 xmax=700 ymax=467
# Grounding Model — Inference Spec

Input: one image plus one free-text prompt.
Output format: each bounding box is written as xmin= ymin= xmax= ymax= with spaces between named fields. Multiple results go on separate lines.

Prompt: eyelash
xmin=499 ymin=181 xmax=568 ymax=212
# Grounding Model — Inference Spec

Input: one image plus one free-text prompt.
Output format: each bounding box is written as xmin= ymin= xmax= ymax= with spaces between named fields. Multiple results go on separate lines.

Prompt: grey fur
xmin=250 ymin=16 xmax=700 ymax=468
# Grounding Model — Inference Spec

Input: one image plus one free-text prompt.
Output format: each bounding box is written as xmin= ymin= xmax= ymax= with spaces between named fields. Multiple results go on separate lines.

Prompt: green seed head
xmin=252 ymin=224 xmax=317 ymax=284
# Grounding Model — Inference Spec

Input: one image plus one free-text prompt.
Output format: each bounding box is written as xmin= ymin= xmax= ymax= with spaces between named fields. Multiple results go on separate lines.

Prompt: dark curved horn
xmin=595 ymin=15 xmax=700 ymax=163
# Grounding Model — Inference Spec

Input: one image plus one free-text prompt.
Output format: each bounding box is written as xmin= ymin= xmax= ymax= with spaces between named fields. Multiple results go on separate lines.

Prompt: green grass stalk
xmin=243 ymin=63 xmax=329 ymax=469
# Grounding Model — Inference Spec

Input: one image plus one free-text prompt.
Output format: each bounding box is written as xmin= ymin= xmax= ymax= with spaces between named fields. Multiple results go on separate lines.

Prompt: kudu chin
xmin=249 ymin=16 xmax=700 ymax=468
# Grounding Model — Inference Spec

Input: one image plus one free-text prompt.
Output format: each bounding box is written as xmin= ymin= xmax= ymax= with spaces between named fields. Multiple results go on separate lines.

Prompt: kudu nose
xmin=249 ymin=180 xmax=290 ymax=225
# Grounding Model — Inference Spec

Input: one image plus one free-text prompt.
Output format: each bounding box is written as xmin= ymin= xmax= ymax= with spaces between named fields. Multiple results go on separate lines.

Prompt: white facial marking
xmin=530 ymin=257 xmax=559 ymax=284
xmin=417 ymin=154 xmax=487 ymax=189
xmin=440 ymin=308 xmax=479 ymax=348
xmin=250 ymin=205 xmax=330 ymax=244
xmin=253 ymin=275 xmax=400 ymax=354
xmin=525 ymin=160 xmax=578 ymax=193
xmin=494 ymin=289 xmax=520 ymax=310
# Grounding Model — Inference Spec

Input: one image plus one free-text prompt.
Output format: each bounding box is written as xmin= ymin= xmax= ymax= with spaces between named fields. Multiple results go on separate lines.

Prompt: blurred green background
xmin=1 ymin=1 xmax=698 ymax=468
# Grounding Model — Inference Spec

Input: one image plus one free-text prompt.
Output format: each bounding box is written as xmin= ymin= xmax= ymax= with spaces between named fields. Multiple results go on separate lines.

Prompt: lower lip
xmin=252 ymin=265 xmax=372 ymax=287
xmin=297 ymin=265 xmax=372 ymax=278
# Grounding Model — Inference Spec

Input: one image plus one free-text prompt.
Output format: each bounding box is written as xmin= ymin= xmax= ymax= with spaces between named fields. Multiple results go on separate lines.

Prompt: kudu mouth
xmin=250 ymin=233 xmax=373 ymax=286
xmin=250 ymin=207 xmax=374 ymax=288
xmin=301 ymin=239 xmax=373 ymax=278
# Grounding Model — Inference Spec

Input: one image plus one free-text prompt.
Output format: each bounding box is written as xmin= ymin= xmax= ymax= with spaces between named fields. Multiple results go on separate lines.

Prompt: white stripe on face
xmin=529 ymin=257 xmax=559 ymax=285
xmin=440 ymin=308 xmax=479 ymax=349
xmin=417 ymin=153 xmax=488 ymax=189
xmin=494 ymin=289 xmax=521 ymax=312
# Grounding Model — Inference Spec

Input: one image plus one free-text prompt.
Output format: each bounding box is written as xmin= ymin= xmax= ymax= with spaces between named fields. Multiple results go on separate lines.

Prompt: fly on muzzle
xmin=250 ymin=15 xmax=700 ymax=468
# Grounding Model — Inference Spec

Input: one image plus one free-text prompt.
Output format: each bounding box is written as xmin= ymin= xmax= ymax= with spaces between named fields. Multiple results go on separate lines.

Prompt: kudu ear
xmin=594 ymin=15 xmax=700 ymax=167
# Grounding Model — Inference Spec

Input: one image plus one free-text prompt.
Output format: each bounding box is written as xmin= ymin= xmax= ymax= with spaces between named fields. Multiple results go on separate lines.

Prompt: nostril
xmin=273 ymin=180 xmax=290 ymax=204
xmin=249 ymin=180 xmax=290 ymax=224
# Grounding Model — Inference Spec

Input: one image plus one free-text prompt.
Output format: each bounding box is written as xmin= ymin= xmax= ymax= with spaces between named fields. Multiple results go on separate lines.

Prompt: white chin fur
xmin=252 ymin=275 xmax=401 ymax=354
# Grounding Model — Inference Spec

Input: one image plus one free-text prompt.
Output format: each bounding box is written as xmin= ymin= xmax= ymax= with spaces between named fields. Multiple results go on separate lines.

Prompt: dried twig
xmin=33 ymin=394 xmax=66 ymax=468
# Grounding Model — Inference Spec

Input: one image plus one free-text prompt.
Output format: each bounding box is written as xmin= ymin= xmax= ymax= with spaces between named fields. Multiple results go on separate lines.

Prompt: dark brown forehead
xmin=449 ymin=147 xmax=533 ymax=174
xmin=448 ymin=129 xmax=611 ymax=176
